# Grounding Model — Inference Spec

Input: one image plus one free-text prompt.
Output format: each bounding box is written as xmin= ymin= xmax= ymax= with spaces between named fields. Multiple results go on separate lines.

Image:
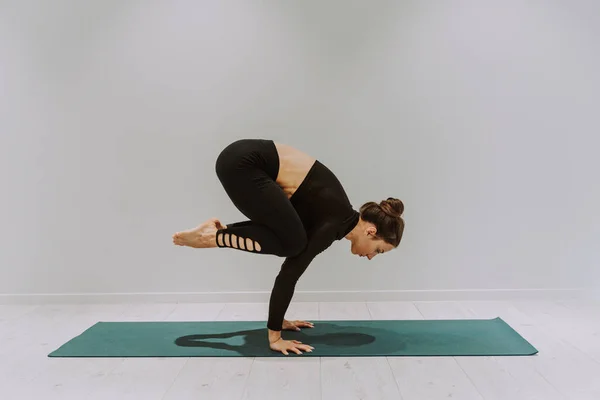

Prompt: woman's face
xmin=350 ymin=230 xmax=394 ymax=260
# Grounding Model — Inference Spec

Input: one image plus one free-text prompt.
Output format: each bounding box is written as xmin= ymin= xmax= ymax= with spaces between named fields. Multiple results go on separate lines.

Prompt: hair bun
xmin=380 ymin=198 xmax=404 ymax=218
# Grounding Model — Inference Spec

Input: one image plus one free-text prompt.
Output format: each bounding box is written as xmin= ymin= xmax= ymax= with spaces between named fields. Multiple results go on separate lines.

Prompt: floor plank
xmin=509 ymin=301 xmax=600 ymax=399
xmin=388 ymin=357 xmax=484 ymax=400
xmin=163 ymin=302 xmax=226 ymax=321
xmin=162 ymin=358 xmax=254 ymax=400
xmin=417 ymin=301 xmax=567 ymax=400
xmin=215 ymin=302 xmax=269 ymax=322
xmin=320 ymin=301 xmax=404 ymax=399
xmin=318 ymin=301 xmax=372 ymax=320
xmin=366 ymin=301 xmax=423 ymax=320
xmin=0 ymin=304 xmax=39 ymax=321
xmin=372 ymin=301 xmax=484 ymax=400
xmin=85 ymin=358 xmax=187 ymax=400
xmin=241 ymin=358 xmax=321 ymax=400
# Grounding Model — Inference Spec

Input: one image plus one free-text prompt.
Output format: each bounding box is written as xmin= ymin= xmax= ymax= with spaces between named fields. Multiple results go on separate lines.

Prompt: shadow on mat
xmin=174 ymin=322 xmax=408 ymax=356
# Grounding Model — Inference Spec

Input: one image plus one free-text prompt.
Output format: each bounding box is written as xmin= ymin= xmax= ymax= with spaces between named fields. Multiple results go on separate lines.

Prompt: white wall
xmin=1 ymin=0 xmax=599 ymax=302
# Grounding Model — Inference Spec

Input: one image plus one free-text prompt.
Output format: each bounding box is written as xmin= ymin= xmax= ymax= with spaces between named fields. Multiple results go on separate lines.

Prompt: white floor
xmin=1 ymin=299 xmax=599 ymax=400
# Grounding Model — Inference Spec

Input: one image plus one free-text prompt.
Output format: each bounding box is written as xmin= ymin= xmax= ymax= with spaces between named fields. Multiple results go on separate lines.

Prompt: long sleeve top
xmin=266 ymin=160 xmax=360 ymax=331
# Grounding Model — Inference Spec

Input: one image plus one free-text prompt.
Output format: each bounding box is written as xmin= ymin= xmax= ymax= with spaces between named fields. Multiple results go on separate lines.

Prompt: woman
xmin=172 ymin=139 xmax=405 ymax=355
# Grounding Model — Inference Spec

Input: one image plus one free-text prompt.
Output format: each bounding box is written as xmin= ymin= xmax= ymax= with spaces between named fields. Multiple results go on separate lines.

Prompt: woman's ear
xmin=366 ymin=226 xmax=377 ymax=236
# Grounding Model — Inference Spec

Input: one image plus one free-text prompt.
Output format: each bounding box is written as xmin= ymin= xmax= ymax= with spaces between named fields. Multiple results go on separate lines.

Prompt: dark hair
xmin=359 ymin=197 xmax=405 ymax=247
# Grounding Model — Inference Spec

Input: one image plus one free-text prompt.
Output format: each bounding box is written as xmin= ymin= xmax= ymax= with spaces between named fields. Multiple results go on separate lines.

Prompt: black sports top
xmin=267 ymin=160 xmax=360 ymax=331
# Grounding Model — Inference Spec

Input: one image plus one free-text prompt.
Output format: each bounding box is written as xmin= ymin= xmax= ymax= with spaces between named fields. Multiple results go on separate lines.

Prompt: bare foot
xmin=172 ymin=218 xmax=226 ymax=248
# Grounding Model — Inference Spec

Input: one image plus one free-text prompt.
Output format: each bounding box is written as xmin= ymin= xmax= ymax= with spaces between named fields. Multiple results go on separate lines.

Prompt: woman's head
xmin=348 ymin=198 xmax=405 ymax=260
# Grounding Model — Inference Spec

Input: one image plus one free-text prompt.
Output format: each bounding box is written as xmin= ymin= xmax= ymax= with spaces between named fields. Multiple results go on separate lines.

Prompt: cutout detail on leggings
xmin=217 ymin=231 xmax=261 ymax=253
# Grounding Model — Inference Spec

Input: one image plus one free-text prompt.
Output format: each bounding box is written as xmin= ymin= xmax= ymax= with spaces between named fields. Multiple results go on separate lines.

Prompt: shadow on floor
xmin=174 ymin=322 xmax=409 ymax=356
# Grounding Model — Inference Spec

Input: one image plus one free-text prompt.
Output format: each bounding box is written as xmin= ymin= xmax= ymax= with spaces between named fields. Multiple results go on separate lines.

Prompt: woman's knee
xmin=215 ymin=148 xmax=234 ymax=181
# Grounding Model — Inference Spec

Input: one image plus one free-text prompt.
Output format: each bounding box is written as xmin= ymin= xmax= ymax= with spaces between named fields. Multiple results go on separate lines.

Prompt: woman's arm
xmin=266 ymin=222 xmax=337 ymax=344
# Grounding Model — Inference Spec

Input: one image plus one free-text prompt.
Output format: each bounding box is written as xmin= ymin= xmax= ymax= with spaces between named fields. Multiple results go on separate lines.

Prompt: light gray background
xmin=1 ymin=0 xmax=598 ymax=301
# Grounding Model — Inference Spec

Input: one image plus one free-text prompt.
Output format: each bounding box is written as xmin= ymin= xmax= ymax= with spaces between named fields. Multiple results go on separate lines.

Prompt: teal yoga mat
xmin=48 ymin=317 xmax=537 ymax=358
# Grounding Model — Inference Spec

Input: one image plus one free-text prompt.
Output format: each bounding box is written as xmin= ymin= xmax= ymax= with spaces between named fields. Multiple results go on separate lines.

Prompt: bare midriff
xmin=273 ymin=142 xmax=316 ymax=199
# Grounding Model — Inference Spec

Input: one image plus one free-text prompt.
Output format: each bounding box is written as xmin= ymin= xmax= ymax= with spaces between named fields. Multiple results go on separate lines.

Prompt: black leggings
xmin=215 ymin=139 xmax=307 ymax=257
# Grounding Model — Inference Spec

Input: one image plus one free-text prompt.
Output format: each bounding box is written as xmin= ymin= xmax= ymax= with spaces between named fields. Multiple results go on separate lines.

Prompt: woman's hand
xmin=269 ymin=338 xmax=314 ymax=356
xmin=282 ymin=319 xmax=315 ymax=331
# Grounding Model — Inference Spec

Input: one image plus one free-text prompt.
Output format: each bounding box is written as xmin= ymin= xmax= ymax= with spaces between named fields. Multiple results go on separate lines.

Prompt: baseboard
xmin=0 ymin=288 xmax=586 ymax=305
